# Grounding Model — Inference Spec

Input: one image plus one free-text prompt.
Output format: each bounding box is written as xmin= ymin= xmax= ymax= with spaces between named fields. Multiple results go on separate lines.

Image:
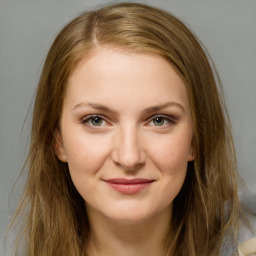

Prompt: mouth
xmin=103 ymin=178 xmax=155 ymax=194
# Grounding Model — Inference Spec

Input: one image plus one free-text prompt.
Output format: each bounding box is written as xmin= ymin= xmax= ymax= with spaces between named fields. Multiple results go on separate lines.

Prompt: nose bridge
xmin=112 ymin=123 xmax=145 ymax=170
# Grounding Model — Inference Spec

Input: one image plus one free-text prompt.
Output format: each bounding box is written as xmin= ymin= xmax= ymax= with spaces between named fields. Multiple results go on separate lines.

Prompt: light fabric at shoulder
xmin=238 ymin=237 xmax=256 ymax=256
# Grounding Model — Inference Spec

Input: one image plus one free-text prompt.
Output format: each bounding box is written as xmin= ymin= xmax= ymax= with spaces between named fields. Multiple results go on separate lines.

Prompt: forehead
xmin=65 ymin=47 xmax=190 ymax=112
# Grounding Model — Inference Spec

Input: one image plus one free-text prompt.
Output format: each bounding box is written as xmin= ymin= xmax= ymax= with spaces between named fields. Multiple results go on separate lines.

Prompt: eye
xmin=82 ymin=115 xmax=107 ymax=127
xmin=148 ymin=115 xmax=175 ymax=127
xmin=152 ymin=117 xmax=166 ymax=126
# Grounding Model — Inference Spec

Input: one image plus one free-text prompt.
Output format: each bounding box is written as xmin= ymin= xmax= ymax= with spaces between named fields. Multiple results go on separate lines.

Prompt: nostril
xmin=110 ymin=128 xmax=146 ymax=171
xmin=114 ymin=161 xmax=145 ymax=172
xmin=111 ymin=147 xmax=146 ymax=171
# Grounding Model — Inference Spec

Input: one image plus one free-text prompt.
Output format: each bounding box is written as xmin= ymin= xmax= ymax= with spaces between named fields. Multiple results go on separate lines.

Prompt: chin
xmin=108 ymin=213 xmax=154 ymax=225
xmin=102 ymin=204 xmax=163 ymax=225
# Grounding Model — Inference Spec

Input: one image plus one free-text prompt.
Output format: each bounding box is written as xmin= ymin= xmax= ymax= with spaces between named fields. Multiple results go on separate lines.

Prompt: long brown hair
xmin=9 ymin=2 xmax=241 ymax=255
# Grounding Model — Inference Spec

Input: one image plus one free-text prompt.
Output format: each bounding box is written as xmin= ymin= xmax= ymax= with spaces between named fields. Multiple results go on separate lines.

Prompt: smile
xmin=104 ymin=178 xmax=155 ymax=195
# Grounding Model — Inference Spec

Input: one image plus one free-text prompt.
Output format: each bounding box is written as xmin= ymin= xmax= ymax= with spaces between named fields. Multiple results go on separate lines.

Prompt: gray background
xmin=1 ymin=0 xmax=255 ymax=254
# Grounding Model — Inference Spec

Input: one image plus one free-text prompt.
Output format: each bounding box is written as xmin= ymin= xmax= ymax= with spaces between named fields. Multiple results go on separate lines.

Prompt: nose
xmin=111 ymin=126 xmax=146 ymax=171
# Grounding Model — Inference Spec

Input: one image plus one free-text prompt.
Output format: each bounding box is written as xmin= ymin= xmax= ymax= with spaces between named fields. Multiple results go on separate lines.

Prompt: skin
xmin=55 ymin=47 xmax=194 ymax=256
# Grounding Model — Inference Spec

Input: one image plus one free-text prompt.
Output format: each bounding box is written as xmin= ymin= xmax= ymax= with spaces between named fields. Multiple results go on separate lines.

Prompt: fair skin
xmin=55 ymin=47 xmax=194 ymax=256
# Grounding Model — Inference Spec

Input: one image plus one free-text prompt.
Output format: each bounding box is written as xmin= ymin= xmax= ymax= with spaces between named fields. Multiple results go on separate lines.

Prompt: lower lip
xmin=105 ymin=182 xmax=153 ymax=194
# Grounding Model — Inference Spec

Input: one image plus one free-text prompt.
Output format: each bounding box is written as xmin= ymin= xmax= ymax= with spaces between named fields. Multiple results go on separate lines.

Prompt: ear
xmin=54 ymin=130 xmax=67 ymax=162
xmin=187 ymin=136 xmax=197 ymax=162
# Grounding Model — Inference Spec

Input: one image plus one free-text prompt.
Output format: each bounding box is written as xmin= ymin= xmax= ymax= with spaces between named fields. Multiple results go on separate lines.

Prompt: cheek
xmin=63 ymin=134 xmax=113 ymax=203
xmin=148 ymin=135 xmax=192 ymax=172
xmin=149 ymin=138 xmax=189 ymax=207
xmin=63 ymin=132 xmax=112 ymax=175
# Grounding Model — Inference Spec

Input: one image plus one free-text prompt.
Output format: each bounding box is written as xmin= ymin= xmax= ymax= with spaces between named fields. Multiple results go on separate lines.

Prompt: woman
xmin=9 ymin=2 xmax=255 ymax=256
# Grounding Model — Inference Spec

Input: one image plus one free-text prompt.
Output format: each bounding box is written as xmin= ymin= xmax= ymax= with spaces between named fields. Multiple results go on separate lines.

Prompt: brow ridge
xmin=72 ymin=101 xmax=184 ymax=114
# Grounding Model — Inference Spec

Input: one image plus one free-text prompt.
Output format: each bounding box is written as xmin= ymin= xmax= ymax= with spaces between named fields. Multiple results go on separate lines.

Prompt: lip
xmin=104 ymin=178 xmax=155 ymax=194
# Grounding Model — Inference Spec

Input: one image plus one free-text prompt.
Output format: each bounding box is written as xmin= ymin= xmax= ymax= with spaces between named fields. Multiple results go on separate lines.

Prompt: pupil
xmin=154 ymin=117 xmax=164 ymax=126
xmin=92 ymin=117 xmax=102 ymax=126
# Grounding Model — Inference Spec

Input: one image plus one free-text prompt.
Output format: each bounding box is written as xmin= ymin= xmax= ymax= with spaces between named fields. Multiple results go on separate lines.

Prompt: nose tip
xmin=111 ymin=129 xmax=146 ymax=171
xmin=111 ymin=144 xmax=146 ymax=171
xmin=115 ymin=159 xmax=145 ymax=171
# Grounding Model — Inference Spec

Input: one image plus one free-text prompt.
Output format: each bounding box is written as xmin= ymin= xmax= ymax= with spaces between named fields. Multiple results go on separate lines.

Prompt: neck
xmin=86 ymin=206 xmax=172 ymax=256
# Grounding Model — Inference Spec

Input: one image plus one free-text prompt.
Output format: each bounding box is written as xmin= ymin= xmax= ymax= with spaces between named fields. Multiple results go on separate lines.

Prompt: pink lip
xmin=104 ymin=178 xmax=154 ymax=194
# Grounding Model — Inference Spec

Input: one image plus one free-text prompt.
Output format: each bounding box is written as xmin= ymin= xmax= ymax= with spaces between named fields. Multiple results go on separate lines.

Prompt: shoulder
xmin=237 ymin=213 xmax=256 ymax=256
xmin=220 ymin=212 xmax=256 ymax=256
xmin=238 ymin=237 xmax=256 ymax=256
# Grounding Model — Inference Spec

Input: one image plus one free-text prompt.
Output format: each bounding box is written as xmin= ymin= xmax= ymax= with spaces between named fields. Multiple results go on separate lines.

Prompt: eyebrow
xmin=72 ymin=103 xmax=118 ymax=115
xmin=142 ymin=102 xmax=184 ymax=114
xmin=72 ymin=101 xmax=184 ymax=114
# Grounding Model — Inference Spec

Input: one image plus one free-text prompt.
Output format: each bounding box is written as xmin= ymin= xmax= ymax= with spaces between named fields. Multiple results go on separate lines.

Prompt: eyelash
xmin=81 ymin=114 xmax=176 ymax=128
xmin=81 ymin=115 xmax=108 ymax=127
xmin=148 ymin=114 xmax=176 ymax=127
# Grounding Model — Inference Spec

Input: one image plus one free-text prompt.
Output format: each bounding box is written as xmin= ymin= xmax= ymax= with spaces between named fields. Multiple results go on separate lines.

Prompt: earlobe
xmin=54 ymin=130 xmax=67 ymax=162
xmin=188 ymin=137 xmax=197 ymax=162
xmin=188 ymin=149 xmax=196 ymax=162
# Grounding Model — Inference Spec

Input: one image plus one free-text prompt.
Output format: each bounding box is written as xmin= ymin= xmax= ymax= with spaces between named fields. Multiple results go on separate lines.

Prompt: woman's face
xmin=55 ymin=47 xmax=194 ymax=223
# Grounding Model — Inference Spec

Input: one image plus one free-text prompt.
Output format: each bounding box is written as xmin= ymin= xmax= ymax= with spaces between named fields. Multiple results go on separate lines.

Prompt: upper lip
xmin=104 ymin=178 xmax=155 ymax=184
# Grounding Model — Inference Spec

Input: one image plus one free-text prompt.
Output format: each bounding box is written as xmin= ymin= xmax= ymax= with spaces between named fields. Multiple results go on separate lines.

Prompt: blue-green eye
xmin=90 ymin=117 xmax=104 ymax=126
xmin=149 ymin=115 xmax=175 ymax=127
xmin=82 ymin=115 xmax=106 ymax=127
xmin=153 ymin=117 xmax=165 ymax=126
